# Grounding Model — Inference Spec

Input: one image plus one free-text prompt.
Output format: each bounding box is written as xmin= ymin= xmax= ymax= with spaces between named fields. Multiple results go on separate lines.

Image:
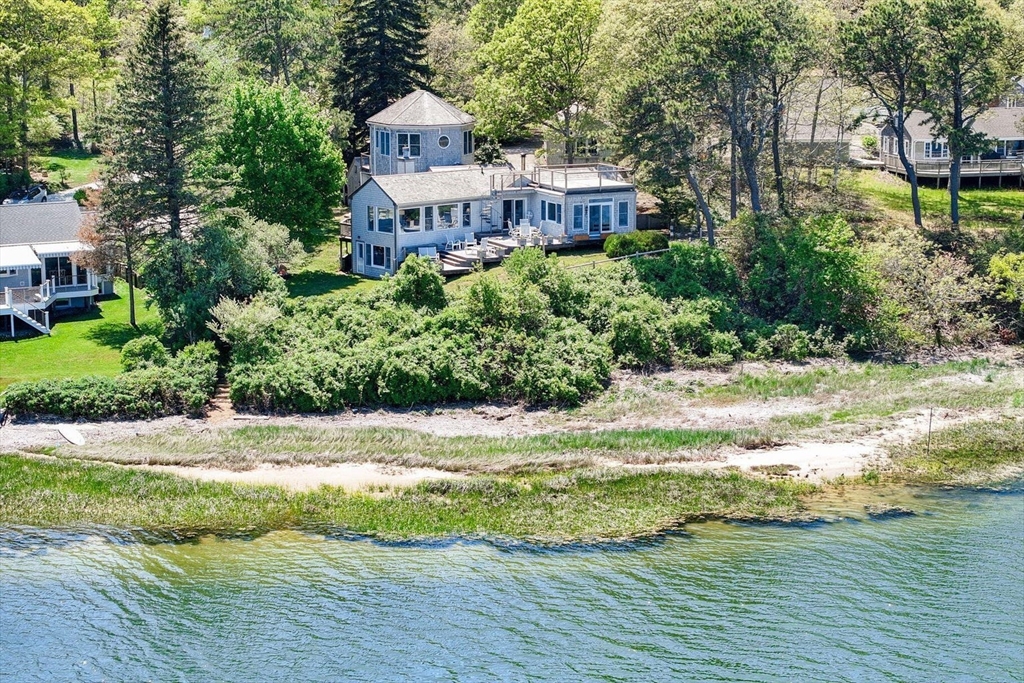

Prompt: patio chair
xmin=445 ymin=235 xmax=462 ymax=251
xmin=418 ymin=246 xmax=440 ymax=262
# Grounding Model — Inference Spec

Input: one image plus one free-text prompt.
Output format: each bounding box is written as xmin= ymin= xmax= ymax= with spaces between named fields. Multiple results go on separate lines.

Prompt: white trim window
xmin=367 ymin=205 xmax=376 ymax=232
xmin=397 ymin=133 xmax=421 ymax=158
xmin=438 ymin=135 xmax=450 ymax=149
xmin=617 ymin=200 xmax=629 ymax=229
xmin=375 ymin=130 xmax=391 ymax=156
xmin=924 ymin=141 xmax=949 ymax=159
xmin=588 ymin=199 xmax=613 ymax=235
xmin=572 ymin=204 xmax=584 ymax=233
xmin=399 ymin=207 xmax=421 ymax=232
xmin=540 ymin=199 xmax=562 ymax=224
xmin=461 ymin=202 xmax=472 ymax=228
xmin=356 ymin=242 xmax=365 ymax=271
xmin=425 ymin=206 xmax=435 ymax=231
xmin=438 ymin=203 xmax=458 ymax=229
xmin=372 ymin=245 xmax=392 ymax=269
xmin=377 ymin=207 xmax=394 ymax=233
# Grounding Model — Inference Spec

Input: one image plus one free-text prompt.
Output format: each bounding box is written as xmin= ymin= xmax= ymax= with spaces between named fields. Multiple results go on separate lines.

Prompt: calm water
xmin=1 ymin=486 xmax=1022 ymax=682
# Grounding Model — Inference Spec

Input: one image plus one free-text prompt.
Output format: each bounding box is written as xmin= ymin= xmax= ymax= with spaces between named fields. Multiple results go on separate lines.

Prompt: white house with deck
xmin=347 ymin=91 xmax=638 ymax=277
xmin=0 ymin=201 xmax=110 ymax=335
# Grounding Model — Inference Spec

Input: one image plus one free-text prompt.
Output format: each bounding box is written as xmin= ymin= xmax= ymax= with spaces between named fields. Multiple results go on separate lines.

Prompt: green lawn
xmin=33 ymin=149 xmax=102 ymax=188
xmin=286 ymin=241 xmax=378 ymax=299
xmin=0 ymin=281 xmax=162 ymax=387
xmin=844 ymin=169 xmax=1024 ymax=230
xmin=445 ymin=244 xmax=609 ymax=292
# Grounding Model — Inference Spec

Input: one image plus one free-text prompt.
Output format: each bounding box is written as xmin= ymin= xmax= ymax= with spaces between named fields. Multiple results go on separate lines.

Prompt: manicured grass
xmin=0 ymin=280 xmax=162 ymax=387
xmin=0 ymin=454 xmax=813 ymax=541
xmin=72 ymin=425 xmax=761 ymax=472
xmin=844 ymin=169 xmax=1024 ymax=229
xmin=881 ymin=418 xmax=1024 ymax=485
xmin=33 ymin=150 xmax=102 ymax=188
xmin=286 ymin=241 xmax=378 ymax=299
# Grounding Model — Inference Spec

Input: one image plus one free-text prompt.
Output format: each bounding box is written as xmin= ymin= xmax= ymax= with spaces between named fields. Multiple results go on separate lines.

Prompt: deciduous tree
xmin=217 ymin=81 xmax=346 ymax=246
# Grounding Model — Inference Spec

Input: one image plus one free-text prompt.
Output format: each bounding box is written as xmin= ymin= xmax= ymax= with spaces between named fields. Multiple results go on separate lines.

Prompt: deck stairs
xmin=3 ymin=283 xmax=53 ymax=335
xmin=7 ymin=305 xmax=50 ymax=335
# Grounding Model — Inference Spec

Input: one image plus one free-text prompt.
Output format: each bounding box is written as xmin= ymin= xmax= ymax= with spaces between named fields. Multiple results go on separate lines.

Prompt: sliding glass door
xmin=589 ymin=201 xmax=612 ymax=237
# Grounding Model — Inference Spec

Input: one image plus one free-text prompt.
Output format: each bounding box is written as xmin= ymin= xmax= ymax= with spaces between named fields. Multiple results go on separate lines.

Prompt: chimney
xmin=520 ymin=153 xmax=527 ymax=171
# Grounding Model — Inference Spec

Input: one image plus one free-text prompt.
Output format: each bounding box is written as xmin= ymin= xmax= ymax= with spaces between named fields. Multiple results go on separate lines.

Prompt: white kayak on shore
xmin=57 ymin=425 xmax=86 ymax=446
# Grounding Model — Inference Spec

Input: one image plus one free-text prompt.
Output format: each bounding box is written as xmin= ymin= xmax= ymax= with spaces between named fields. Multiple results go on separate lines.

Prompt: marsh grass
xmin=69 ymin=426 xmax=759 ymax=472
xmin=0 ymin=455 xmax=814 ymax=541
xmin=882 ymin=418 xmax=1024 ymax=485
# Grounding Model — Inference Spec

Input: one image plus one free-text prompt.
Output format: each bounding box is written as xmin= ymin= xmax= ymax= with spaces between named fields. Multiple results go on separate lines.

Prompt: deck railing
xmin=491 ymin=163 xmax=634 ymax=195
xmin=882 ymin=154 xmax=1024 ymax=178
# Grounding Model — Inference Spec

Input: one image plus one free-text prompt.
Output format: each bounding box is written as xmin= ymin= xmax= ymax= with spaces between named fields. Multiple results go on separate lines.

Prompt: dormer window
xmin=397 ymin=133 xmax=421 ymax=158
xmin=375 ymin=129 xmax=391 ymax=156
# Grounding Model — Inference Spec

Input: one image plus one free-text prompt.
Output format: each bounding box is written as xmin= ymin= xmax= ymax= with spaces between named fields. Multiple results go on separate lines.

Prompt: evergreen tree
xmin=102 ymin=0 xmax=211 ymax=245
xmin=332 ymin=0 xmax=430 ymax=152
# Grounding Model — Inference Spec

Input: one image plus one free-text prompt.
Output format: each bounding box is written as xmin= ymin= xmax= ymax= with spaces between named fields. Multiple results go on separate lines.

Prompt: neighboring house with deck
xmin=0 ymin=201 xmax=110 ymax=336
xmin=878 ymin=104 xmax=1024 ymax=184
xmin=347 ymin=91 xmax=638 ymax=277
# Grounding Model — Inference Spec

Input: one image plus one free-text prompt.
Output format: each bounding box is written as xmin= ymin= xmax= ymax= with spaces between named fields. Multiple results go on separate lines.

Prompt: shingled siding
xmin=370 ymin=125 xmax=475 ymax=176
xmin=350 ymin=179 xmax=397 ymax=277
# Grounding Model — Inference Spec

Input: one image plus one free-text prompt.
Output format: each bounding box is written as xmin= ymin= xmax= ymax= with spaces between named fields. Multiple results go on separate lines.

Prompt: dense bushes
xmin=604 ymin=230 xmax=669 ymax=258
xmin=1 ymin=342 xmax=219 ymax=419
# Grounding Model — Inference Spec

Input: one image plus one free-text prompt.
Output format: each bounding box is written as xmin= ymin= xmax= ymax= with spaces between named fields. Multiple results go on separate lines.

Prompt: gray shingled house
xmin=878 ymin=106 xmax=1024 ymax=182
xmin=347 ymin=91 xmax=638 ymax=277
xmin=0 ymin=201 xmax=110 ymax=335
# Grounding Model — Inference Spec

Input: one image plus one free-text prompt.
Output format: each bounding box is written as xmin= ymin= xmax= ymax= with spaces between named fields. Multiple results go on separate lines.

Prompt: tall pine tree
xmin=332 ymin=0 xmax=430 ymax=153
xmin=103 ymin=0 xmax=211 ymax=245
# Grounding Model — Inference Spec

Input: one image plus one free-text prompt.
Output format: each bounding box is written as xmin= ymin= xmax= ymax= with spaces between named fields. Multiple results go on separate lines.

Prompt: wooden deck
xmin=436 ymin=233 xmax=607 ymax=276
xmin=882 ymin=153 xmax=1024 ymax=180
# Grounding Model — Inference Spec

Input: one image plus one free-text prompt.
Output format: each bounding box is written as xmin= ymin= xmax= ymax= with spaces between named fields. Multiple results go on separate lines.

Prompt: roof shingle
xmin=0 ymin=201 xmax=85 ymax=247
xmin=366 ymin=90 xmax=476 ymax=127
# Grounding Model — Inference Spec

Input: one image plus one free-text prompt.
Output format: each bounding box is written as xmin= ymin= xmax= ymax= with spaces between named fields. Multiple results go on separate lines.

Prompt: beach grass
xmin=0 ymin=280 xmax=163 ymax=387
xmin=0 ymin=454 xmax=814 ymax=541
xmin=881 ymin=418 xmax=1024 ymax=485
xmin=67 ymin=426 xmax=763 ymax=473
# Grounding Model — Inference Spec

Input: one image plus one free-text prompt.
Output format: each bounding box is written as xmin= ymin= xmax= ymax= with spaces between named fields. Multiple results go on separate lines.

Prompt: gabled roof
xmin=894 ymin=108 xmax=1023 ymax=141
xmin=359 ymin=167 xmax=501 ymax=206
xmin=366 ymin=90 xmax=475 ymax=127
xmin=0 ymin=201 xmax=84 ymax=247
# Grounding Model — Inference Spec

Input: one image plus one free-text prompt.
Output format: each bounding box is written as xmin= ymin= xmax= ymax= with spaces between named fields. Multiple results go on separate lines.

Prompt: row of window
xmin=373 ymin=130 xmax=474 ymax=159
xmin=367 ymin=203 xmax=473 ymax=233
xmin=536 ymin=199 xmax=630 ymax=231
xmin=356 ymin=243 xmax=392 ymax=270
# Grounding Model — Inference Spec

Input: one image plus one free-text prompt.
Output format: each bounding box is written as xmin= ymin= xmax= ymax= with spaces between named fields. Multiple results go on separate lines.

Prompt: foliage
xmin=604 ymin=232 xmax=669 ymax=258
xmin=473 ymin=137 xmax=506 ymax=165
xmin=143 ymin=210 xmax=298 ymax=345
xmin=202 ymin=0 xmax=334 ymax=88
xmin=1 ymin=341 xmax=218 ymax=418
xmin=731 ymin=213 xmax=881 ymax=340
xmin=332 ymin=0 xmax=431 ymax=150
xmin=470 ymin=0 xmax=600 ymax=150
xmin=631 ymin=241 xmax=740 ymax=301
xmin=120 ymin=335 xmax=168 ymax=372
xmin=389 ymin=255 xmax=448 ymax=311
xmin=872 ymin=227 xmax=994 ymax=348
xmin=989 ymin=252 xmax=1024 ymax=312
xmin=217 ymin=81 xmax=346 ymax=246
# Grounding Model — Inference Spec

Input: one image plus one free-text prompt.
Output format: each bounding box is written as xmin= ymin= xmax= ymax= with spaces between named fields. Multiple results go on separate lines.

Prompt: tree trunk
xmin=949 ymin=155 xmax=961 ymax=226
xmin=125 ymin=250 xmax=137 ymax=329
xmin=70 ymin=82 xmax=81 ymax=151
xmin=563 ymin=110 xmax=574 ymax=165
xmin=771 ymin=104 xmax=786 ymax=213
xmin=808 ymin=77 xmax=825 ymax=184
xmin=893 ymin=121 xmax=923 ymax=226
xmin=730 ymin=134 xmax=738 ymax=219
xmin=685 ymin=169 xmax=716 ymax=247
xmin=740 ymin=143 xmax=762 ymax=213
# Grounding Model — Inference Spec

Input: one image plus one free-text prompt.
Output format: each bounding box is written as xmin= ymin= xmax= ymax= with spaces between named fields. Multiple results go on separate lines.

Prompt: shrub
xmin=120 ymin=335 xmax=169 ymax=372
xmin=862 ymin=135 xmax=878 ymax=156
xmin=390 ymin=255 xmax=448 ymax=311
xmin=607 ymin=295 xmax=673 ymax=368
xmin=2 ymin=342 xmax=219 ymax=418
xmin=755 ymin=324 xmax=812 ymax=361
xmin=631 ymin=242 xmax=741 ymax=300
xmin=604 ymin=231 xmax=669 ymax=258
